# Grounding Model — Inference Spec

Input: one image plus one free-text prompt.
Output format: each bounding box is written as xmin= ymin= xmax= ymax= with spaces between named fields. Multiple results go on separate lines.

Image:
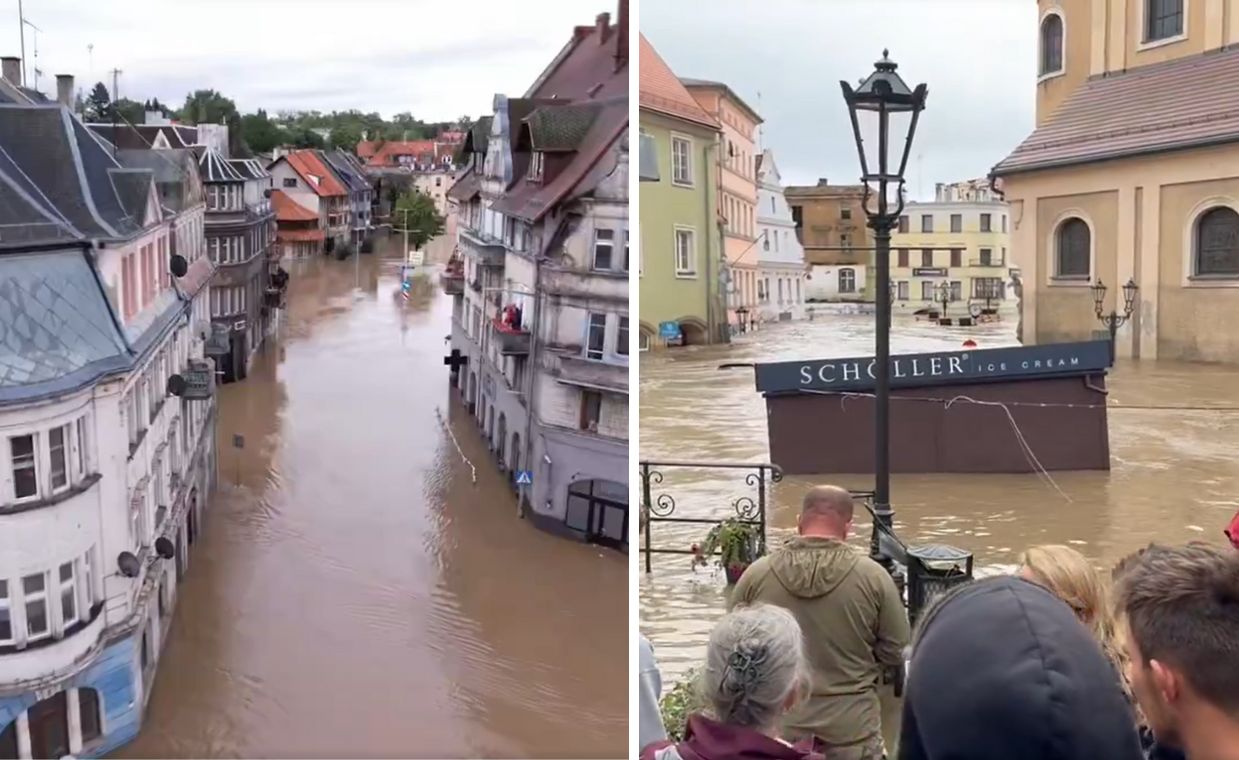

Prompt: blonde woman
xmin=1019 ymin=545 xmax=1184 ymax=760
xmin=1017 ymin=544 xmax=1127 ymax=686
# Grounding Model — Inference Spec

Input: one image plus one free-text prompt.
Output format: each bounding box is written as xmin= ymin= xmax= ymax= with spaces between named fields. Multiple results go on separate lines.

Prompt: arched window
xmin=1195 ymin=207 xmax=1239 ymax=276
xmin=839 ymin=268 xmax=857 ymax=294
xmin=1040 ymin=13 xmax=1064 ymax=75
xmin=1055 ymin=217 xmax=1090 ymax=277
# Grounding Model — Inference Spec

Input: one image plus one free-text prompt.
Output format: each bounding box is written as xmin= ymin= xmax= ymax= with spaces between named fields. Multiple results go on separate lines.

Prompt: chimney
xmin=817 ymin=178 xmax=830 ymax=186
xmin=56 ymin=74 xmax=74 ymax=108
xmin=614 ymin=0 xmax=628 ymax=71
xmin=595 ymin=11 xmax=610 ymax=43
xmin=1 ymin=57 xmax=20 ymax=86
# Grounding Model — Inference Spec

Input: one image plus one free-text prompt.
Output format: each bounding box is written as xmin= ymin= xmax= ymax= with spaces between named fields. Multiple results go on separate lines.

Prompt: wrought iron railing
xmin=638 ymin=460 xmax=780 ymax=574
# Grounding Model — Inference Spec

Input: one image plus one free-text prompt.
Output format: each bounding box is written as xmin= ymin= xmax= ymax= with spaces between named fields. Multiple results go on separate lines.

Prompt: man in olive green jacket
xmin=729 ymin=485 xmax=909 ymax=760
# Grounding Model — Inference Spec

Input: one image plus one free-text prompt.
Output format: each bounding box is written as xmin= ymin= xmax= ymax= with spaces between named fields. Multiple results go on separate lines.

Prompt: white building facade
xmin=755 ymin=150 xmax=807 ymax=322
xmin=0 ymin=103 xmax=217 ymax=759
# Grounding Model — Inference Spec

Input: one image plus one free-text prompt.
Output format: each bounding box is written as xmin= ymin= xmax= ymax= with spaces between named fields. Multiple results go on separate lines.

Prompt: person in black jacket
xmin=898 ymin=576 xmax=1144 ymax=760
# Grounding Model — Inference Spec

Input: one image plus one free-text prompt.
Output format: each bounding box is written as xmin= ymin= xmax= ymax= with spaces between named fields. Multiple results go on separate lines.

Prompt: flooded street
xmin=639 ymin=316 xmax=1239 ymax=683
xmin=119 ymin=236 xmax=627 ymax=758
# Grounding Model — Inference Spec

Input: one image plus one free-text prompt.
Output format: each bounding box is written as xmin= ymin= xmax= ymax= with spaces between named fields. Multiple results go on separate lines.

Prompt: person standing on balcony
xmin=729 ymin=486 xmax=909 ymax=760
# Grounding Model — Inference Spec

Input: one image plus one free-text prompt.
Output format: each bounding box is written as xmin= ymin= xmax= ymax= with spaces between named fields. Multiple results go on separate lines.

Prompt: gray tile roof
xmin=994 ymin=47 xmax=1239 ymax=175
xmin=0 ymin=248 xmax=130 ymax=403
xmin=199 ymin=148 xmax=243 ymax=182
xmin=0 ymin=104 xmax=150 ymax=242
xmin=524 ymin=103 xmax=603 ymax=152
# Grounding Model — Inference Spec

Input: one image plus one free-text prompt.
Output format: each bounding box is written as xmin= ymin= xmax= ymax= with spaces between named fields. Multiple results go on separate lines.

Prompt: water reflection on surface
xmin=118 ymin=236 xmax=627 ymax=759
xmin=639 ymin=317 xmax=1239 ymax=682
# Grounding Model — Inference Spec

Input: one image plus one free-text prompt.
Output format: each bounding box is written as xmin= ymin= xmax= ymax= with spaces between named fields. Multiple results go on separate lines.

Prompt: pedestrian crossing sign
xmin=515 ymin=470 xmax=533 ymax=485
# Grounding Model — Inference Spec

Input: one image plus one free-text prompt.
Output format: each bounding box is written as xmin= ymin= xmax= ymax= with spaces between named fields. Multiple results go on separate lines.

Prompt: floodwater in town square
xmin=117 ymin=235 xmax=627 ymax=759
xmin=639 ymin=316 xmax=1239 ymax=683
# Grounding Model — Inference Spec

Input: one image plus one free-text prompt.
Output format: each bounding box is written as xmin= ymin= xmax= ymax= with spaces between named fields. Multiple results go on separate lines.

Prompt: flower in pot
xmin=693 ymin=519 xmax=760 ymax=585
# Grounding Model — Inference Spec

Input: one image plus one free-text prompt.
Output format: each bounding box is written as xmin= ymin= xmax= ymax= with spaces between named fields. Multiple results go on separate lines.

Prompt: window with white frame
xmin=671 ymin=135 xmax=693 ymax=186
xmin=674 ymin=228 xmax=696 ymax=276
xmin=48 ymin=425 xmax=69 ymax=493
xmin=586 ymin=313 xmax=607 ymax=360
xmin=593 ymin=228 xmax=614 ymax=271
xmin=59 ymin=562 xmax=78 ymax=628
xmin=23 ymin=572 xmax=49 ymax=641
xmin=617 ymin=316 xmax=629 ymax=357
xmin=1145 ymin=0 xmax=1184 ymax=42
xmin=0 ymin=580 xmax=11 ymax=645
xmin=10 ymin=433 xmax=37 ymax=500
xmin=839 ymin=268 xmax=857 ymax=294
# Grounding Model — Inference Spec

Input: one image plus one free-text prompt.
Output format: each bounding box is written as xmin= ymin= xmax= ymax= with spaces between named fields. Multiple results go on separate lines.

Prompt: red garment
xmin=1225 ymin=510 xmax=1239 ymax=550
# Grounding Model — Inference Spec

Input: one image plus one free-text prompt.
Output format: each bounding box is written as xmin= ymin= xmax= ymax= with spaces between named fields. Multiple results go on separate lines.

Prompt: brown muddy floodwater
xmin=117 ymin=235 xmax=627 ymax=759
xmin=639 ymin=316 xmax=1239 ymax=685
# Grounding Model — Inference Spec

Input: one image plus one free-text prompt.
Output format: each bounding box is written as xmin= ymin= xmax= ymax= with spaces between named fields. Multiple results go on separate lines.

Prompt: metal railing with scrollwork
xmin=639 ymin=460 xmax=781 ymax=573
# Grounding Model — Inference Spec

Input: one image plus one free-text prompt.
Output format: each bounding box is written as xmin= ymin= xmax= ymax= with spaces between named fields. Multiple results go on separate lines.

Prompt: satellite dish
xmin=170 ymin=254 xmax=189 ymax=278
xmin=117 ymin=552 xmax=141 ymax=578
xmin=155 ymin=537 xmax=175 ymax=559
xmin=167 ymin=374 xmax=187 ymax=396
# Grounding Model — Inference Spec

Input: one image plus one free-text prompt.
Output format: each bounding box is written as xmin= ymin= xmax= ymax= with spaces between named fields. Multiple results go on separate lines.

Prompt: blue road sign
xmin=401 ymin=279 xmax=411 ymax=292
xmin=515 ymin=470 xmax=533 ymax=485
xmin=659 ymin=321 xmax=682 ymax=340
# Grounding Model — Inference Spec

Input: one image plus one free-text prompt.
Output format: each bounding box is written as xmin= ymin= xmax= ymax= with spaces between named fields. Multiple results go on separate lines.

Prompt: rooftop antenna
xmin=110 ymin=68 xmax=122 ymax=158
xmin=23 ymin=18 xmax=42 ymax=91
xmin=17 ymin=0 xmax=26 ymax=86
xmin=756 ymin=90 xmax=763 ymax=152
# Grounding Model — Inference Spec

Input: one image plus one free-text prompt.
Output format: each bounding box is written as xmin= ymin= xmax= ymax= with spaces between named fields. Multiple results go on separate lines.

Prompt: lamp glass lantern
xmin=840 ymin=50 xmax=929 ymax=221
xmin=1121 ymin=277 xmax=1139 ymax=314
xmin=1090 ymin=279 xmax=1108 ymax=317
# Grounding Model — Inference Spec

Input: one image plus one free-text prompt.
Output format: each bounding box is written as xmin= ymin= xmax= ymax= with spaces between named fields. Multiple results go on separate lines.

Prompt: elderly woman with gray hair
xmin=640 ymin=604 xmax=825 ymax=760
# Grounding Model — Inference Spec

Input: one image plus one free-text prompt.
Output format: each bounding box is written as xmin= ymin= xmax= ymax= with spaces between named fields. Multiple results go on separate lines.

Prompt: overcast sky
xmin=4 ymin=0 xmax=604 ymax=121
xmin=641 ymin=0 xmax=1038 ymax=198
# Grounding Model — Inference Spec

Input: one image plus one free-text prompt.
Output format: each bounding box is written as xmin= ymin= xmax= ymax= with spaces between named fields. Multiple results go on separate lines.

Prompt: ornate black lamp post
xmin=842 ymin=51 xmax=927 ymax=563
xmin=936 ymin=280 xmax=951 ymax=319
xmin=1090 ymin=278 xmax=1139 ymax=362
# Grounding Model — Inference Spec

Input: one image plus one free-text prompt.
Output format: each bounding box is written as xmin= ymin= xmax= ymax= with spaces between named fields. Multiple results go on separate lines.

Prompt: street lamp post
xmin=936 ymin=281 xmax=951 ymax=320
xmin=841 ymin=51 xmax=928 ymax=564
xmin=1090 ymin=278 xmax=1139 ymax=363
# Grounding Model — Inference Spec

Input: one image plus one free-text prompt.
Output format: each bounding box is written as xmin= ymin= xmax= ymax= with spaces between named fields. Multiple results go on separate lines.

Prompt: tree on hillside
xmin=287 ymin=127 xmax=325 ymax=149
xmin=179 ymin=89 xmax=238 ymax=126
xmin=85 ymin=82 xmax=112 ymax=121
xmin=392 ymin=189 xmax=445 ymax=250
xmin=241 ymin=109 xmax=288 ymax=154
xmin=113 ymin=98 xmax=145 ymax=125
xmin=329 ymin=123 xmax=363 ymax=152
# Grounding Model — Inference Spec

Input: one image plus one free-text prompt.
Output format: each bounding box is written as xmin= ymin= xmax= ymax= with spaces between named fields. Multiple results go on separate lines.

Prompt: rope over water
xmin=436 ymin=407 xmax=476 ymax=484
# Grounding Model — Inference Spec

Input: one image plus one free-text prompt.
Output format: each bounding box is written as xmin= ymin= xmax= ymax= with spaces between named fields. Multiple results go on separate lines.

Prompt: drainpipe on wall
xmin=519 ymin=215 xmax=567 ymax=519
xmin=704 ymin=138 xmax=729 ymax=344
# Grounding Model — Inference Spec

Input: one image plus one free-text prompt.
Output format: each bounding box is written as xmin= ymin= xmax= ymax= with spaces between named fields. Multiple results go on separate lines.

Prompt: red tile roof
xmin=490 ymin=96 xmax=627 ymax=223
xmin=282 ymin=150 xmax=347 ymax=196
xmin=277 ymin=228 xmax=325 ymax=242
xmin=639 ymin=35 xmax=718 ymax=129
xmin=365 ymin=140 xmax=444 ymax=167
xmin=528 ymin=1 xmax=627 ymax=101
xmin=356 ymin=140 xmax=381 ymax=159
xmin=271 ymin=189 xmax=319 ymax=221
xmin=994 ymin=47 xmax=1239 ymax=176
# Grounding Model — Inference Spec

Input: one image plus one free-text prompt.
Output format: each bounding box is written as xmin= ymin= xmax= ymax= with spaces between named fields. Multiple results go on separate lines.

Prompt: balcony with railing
xmin=542 ymin=266 xmax=627 ymax=303
xmin=554 ymin=353 xmax=627 ymax=394
xmin=440 ymin=256 xmax=465 ymax=295
xmin=492 ymin=305 xmax=530 ymax=355
xmin=969 ymin=254 xmax=1007 ymax=268
xmin=459 ymin=227 xmax=505 ymax=267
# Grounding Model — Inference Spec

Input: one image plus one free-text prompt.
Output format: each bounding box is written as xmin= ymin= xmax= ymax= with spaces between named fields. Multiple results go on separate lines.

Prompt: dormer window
xmin=529 ymin=151 xmax=545 ymax=182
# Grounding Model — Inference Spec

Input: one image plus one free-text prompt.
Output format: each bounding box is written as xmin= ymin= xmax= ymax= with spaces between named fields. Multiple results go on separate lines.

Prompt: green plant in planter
xmin=691 ymin=519 xmax=760 ymax=581
xmin=659 ymin=668 xmax=705 ymax=743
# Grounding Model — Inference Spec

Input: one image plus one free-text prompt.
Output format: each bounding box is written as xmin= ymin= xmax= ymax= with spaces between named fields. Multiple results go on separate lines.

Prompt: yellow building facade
xmin=891 ymin=181 xmax=1013 ymax=317
xmin=995 ymin=0 xmax=1239 ymax=362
